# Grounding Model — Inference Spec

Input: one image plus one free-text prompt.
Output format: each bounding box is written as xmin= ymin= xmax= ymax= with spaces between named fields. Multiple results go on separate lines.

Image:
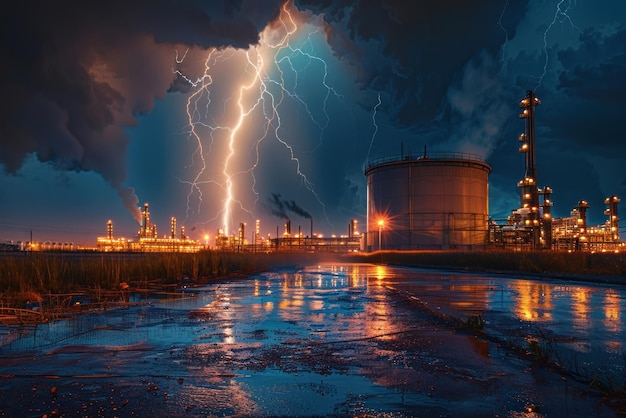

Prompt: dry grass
xmin=0 ymin=250 xmax=327 ymax=296
xmin=0 ymin=250 xmax=323 ymax=321
xmin=343 ymin=250 xmax=626 ymax=279
xmin=1 ymin=249 xmax=624 ymax=324
xmin=2 ymin=249 xmax=624 ymax=297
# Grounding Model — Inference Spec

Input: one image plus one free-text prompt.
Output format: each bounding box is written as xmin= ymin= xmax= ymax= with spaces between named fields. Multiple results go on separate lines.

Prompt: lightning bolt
xmin=536 ymin=0 xmax=581 ymax=90
xmin=176 ymin=0 xmax=340 ymax=236
xmin=278 ymin=27 xmax=347 ymax=153
xmin=366 ymin=93 xmax=382 ymax=163
xmin=497 ymin=0 xmax=510 ymax=74
xmin=176 ymin=48 xmax=218 ymax=219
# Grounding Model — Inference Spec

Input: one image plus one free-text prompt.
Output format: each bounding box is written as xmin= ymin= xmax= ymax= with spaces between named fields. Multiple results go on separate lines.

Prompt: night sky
xmin=1 ymin=0 xmax=625 ymax=245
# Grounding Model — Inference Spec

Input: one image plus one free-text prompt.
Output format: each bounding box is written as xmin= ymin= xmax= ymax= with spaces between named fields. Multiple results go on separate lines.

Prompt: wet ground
xmin=0 ymin=263 xmax=624 ymax=417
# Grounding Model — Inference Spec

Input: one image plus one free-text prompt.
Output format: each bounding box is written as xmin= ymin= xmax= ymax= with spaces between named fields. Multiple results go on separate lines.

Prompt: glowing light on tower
xmin=176 ymin=1 xmax=343 ymax=236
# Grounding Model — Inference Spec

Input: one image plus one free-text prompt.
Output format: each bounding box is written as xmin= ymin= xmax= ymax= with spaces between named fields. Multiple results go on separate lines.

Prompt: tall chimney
xmin=140 ymin=203 xmax=150 ymax=238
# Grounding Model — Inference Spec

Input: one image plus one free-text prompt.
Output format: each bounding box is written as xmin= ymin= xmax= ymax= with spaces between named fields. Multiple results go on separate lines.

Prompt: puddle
xmin=0 ymin=263 xmax=622 ymax=417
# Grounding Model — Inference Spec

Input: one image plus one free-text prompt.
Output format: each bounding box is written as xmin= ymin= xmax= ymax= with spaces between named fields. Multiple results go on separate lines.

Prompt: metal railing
xmin=365 ymin=151 xmax=487 ymax=170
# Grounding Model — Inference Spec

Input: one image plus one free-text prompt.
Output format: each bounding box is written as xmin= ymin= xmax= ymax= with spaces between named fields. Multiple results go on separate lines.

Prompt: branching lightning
xmin=497 ymin=0 xmax=510 ymax=74
xmin=176 ymin=48 xmax=220 ymax=218
xmin=176 ymin=0 xmax=341 ymax=235
xmin=278 ymin=27 xmax=347 ymax=153
xmin=366 ymin=93 xmax=381 ymax=163
xmin=536 ymin=0 xmax=581 ymax=90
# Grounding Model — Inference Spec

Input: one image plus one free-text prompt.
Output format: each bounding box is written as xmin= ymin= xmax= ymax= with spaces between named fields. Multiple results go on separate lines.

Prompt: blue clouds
xmin=1 ymin=0 xmax=624 ymax=243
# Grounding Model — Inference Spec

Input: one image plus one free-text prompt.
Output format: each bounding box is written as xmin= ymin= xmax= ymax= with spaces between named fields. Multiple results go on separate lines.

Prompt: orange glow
xmin=572 ymin=287 xmax=591 ymax=333
xmin=177 ymin=1 xmax=327 ymax=237
xmin=603 ymin=289 xmax=621 ymax=333
xmin=511 ymin=282 xmax=553 ymax=322
xmin=375 ymin=264 xmax=388 ymax=281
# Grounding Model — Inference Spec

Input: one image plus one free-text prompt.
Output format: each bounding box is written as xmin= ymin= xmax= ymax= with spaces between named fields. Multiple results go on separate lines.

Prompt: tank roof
xmin=365 ymin=151 xmax=489 ymax=171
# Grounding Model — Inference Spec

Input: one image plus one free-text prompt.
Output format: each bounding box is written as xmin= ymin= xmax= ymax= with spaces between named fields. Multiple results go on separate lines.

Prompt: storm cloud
xmin=0 ymin=0 xmax=284 ymax=222
xmin=1 ymin=0 xmax=624 ymax=243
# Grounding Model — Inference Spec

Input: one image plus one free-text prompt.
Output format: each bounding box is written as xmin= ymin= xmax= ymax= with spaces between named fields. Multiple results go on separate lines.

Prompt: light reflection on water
xmin=503 ymin=280 xmax=625 ymax=353
xmin=4 ymin=263 xmax=625 ymax=366
xmin=380 ymin=267 xmax=624 ymax=337
xmin=1 ymin=263 xmax=623 ymax=417
xmin=385 ymin=265 xmax=626 ymax=385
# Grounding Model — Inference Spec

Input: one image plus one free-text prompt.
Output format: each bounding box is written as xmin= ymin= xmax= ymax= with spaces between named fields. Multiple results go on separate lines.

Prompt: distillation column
xmin=518 ymin=90 xmax=542 ymax=249
xmin=605 ymin=196 xmax=621 ymax=243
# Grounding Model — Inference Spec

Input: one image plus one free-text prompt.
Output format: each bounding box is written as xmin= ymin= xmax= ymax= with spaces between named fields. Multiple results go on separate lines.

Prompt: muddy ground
xmin=0 ymin=264 xmax=623 ymax=417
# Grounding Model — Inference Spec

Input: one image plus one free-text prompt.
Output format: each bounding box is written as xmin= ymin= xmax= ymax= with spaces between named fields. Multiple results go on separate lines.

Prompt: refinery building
xmin=96 ymin=204 xmax=361 ymax=253
xmin=97 ymin=203 xmax=203 ymax=253
xmin=92 ymin=90 xmax=620 ymax=254
xmin=9 ymin=91 xmax=619 ymax=254
xmin=363 ymin=90 xmax=621 ymax=253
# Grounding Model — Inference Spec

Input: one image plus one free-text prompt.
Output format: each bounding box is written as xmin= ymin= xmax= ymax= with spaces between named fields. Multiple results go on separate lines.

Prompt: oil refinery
xmin=2 ymin=90 xmax=621 ymax=254
xmin=93 ymin=203 xmax=361 ymax=253
xmin=364 ymin=90 xmax=621 ymax=253
xmin=96 ymin=203 xmax=203 ymax=253
xmin=491 ymin=91 xmax=620 ymax=252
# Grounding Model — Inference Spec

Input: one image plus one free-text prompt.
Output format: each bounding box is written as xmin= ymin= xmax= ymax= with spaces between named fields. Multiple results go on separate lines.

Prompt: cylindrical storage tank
xmin=365 ymin=152 xmax=491 ymax=251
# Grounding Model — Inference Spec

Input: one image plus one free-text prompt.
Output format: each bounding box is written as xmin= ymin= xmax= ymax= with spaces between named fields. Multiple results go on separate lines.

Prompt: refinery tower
xmin=365 ymin=90 xmax=621 ymax=253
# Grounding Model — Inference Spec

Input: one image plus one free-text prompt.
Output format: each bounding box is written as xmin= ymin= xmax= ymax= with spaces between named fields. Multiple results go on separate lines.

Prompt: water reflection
xmin=603 ymin=289 xmax=622 ymax=333
xmin=262 ymin=264 xmax=626 ymax=367
xmin=387 ymin=267 xmax=626 ymax=384
xmin=1 ymin=263 xmax=623 ymax=417
xmin=510 ymin=282 xmax=554 ymax=322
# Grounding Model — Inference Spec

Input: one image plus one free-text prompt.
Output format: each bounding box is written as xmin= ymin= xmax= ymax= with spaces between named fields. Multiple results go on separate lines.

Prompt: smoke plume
xmin=284 ymin=200 xmax=312 ymax=219
xmin=0 ymin=0 xmax=284 ymax=223
xmin=267 ymin=193 xmax=311 ymax=220
xmin=267 ymin=193 xmax=289 ymax=220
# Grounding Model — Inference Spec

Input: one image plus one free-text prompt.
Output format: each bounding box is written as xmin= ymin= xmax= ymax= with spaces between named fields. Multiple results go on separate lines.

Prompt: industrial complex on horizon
xmin=2 ymin=91 xmax=622 ymax=254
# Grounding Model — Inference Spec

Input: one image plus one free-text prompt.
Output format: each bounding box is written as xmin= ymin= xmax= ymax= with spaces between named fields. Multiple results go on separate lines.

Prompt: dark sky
xmin=1 ymin=0 xmax=625 ymax=245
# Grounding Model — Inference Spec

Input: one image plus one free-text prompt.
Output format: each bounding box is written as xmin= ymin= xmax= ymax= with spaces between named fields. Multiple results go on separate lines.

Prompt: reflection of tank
xmin=364 ymin=150 xmax=491 ymax=251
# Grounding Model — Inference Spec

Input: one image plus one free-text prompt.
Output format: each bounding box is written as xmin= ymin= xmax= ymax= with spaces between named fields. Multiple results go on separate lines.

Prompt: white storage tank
xmin=365 ymin=151 xmax=491 ymax=251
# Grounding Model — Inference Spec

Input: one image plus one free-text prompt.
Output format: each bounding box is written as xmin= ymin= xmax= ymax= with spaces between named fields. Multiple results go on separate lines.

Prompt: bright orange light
xmin=178 ymin=1 xmax=322 ymax=236
xmin=378 ymin=219 xmax=384 ymax=228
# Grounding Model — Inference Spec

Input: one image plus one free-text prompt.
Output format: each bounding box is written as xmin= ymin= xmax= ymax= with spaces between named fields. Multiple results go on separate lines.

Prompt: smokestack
xmin=540 ymin=187 xmax=553 ymax=250
xmin=518 ymin=90 xmax=541 ymax=248
xmin=575 ymin=200 xmax=589 ymax=231
xmin=349 ymin=219 xmax=358 ymax=238
xmin=140 ymin=203 xmax=150 ymax=238
xmin=239 ymin=222 xmax=246 ymax=249
xmin=310 ymin=218 xmax=313 ymax=237
xmin=604 ymin=196 xmax=620 ymax=242
xmin=171 ymin=217 xmax=176 ymax=239
xmin=107 ymin=220 xmax=113 ymax=240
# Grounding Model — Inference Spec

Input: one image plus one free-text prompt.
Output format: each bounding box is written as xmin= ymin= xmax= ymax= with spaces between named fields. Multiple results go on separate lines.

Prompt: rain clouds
xmin=1 ymin=0 xmax=625 ymax=237
xmin=0 ymin=0 xmax=285 ymax=222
